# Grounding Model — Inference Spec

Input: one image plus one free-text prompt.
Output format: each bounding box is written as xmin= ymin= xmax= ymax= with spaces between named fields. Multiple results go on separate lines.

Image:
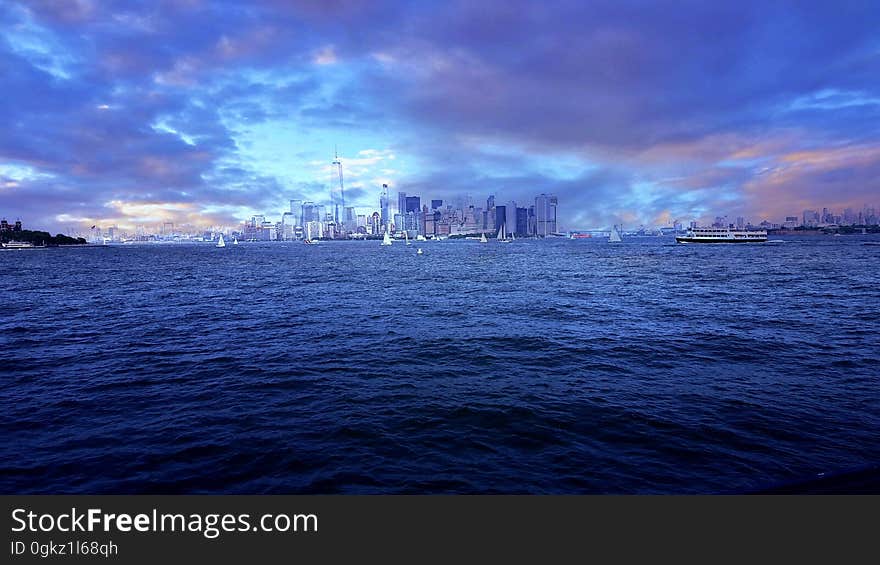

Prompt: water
xmin=1 ymin=236 xmax=879 ymax=493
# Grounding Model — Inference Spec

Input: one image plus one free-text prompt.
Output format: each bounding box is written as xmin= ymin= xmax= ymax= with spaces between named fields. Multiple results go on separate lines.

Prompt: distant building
xmin=301 ymin=203 xmax=320 ymax=224
xmin=405 ymin=196 xmax=421 ymax=215
xmin=535 ymin=194 xmax=557 ymax=236
xmin=494 ymin=205 xmax=506 ymax=234
xmin=397 ymin=192 xmax=407 ymax=216
xmin=343 ymin=206 xmax=357 ymax=231
xmin=515 ymin=207 xmax=529 ymax=236
xmin=380 ymin=185 xmax=390 ymax=229
xmin=370 ymin=211 xmax=381 ymax=234
xmin=289 ymin=200 xmax=303 ymax=225
xmin=802 ymin=210 xmax=819 ymax=227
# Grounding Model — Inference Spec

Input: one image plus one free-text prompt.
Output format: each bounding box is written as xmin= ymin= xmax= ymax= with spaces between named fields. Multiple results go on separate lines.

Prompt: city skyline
xmin=2 ymin=2 xmax=879 ymax=233
xmin=6 ymin=195 xmax=877 ymax=242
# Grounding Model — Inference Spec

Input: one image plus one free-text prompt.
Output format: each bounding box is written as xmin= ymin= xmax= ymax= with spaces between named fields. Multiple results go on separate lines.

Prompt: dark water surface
xmin=2 ymin=236 xmax=879 ymax=493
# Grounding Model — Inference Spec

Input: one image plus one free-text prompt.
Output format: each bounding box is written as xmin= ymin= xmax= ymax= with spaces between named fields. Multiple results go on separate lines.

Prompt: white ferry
xmin=675 ymin=227 xmax=767 ymax=244
xmin=1 ymin=241 xmax=37 ymax=249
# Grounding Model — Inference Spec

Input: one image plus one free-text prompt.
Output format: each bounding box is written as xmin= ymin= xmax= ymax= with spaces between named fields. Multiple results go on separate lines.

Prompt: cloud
xmin=0 ymin=0 xmax=878 ymax=231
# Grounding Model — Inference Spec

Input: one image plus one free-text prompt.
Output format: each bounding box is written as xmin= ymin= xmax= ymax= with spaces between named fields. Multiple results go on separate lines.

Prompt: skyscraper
xmin=397 ymin=191 xmax=407 ymax=216
xmin=505 ymin=201 xmax=517 ymax=236
xmin=405 ymin=196 xmax=421 ymax=214
xmin=516 ymin=207 xmax=529 ymax=236
xmin=380 ymin=185 xmax=390 ymax=230
xmin=289 ymin=199 xmax=303 ymax=226
xmin=301 ymin=202 xmax=319 ymax=224
xmin=535 ymin=194 xmax=557 ymax=236
xmin=495 ymin=205 xmax=506 ymax=235
xmin=343 ymin=206 xmax=356 ymax=229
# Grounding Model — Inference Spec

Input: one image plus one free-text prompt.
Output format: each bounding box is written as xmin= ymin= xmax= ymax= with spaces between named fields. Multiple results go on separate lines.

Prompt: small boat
xmin=216 ymin=234 xmax=226 ymax=248
xmin=496 ymin=225 xmax=510 ymax=243
xmin=381 ymin=230 xmax=392 ymax=246
xmin=417 ymin=248 xmax=423 ymax=255
xmin=416 ymin=235 xmax=426 ymax=241
xmin=232 ymin=237 xmax=239 ymax=245
xmin=609 ymin=225 xmax=622 ymax=243
xmin=405 ymin=231 xmax=412 ymax=245
xmin=479 ymin=233 xmax=488 ymax=243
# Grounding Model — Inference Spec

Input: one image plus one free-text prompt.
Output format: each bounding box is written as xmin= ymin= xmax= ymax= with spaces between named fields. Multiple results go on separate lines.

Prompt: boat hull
xmin=675 ymin=237 xmax=767 ymax=244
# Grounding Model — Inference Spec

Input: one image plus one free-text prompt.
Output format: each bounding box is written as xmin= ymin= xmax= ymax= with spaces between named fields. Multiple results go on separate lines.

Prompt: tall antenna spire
xmin=332 ymin=146 xmax=345 ymax=230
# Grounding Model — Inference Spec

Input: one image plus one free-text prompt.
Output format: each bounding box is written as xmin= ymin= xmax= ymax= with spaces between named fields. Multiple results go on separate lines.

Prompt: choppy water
xmin=1 ymin=236 xmax=879 ymax=493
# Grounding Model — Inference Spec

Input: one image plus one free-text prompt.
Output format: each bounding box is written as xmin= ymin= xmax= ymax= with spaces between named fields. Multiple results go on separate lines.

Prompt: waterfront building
xmin=495 ymin=205 xmax=507 ymax=235
xmin=535 ymin=194 xmax=557 ymax=236
xmin=380 ymin=185 xmax=390 ymax=229
xmin=505 ymin=202 xmax=517 ymax=235
xmin=516 ymin=207 xmax=529 ymax=236
xmin=289 ymin=200 xmax=303 ymax=226
xmin=405 ymin=196 xmax=421 ymax=215
xmin=398 ymin=192 xmax=407 ymax=217
xmin=343 ymin=206 xmax=357 ymax=232
xmin=802 ymin=210 xmax=819 ymax=227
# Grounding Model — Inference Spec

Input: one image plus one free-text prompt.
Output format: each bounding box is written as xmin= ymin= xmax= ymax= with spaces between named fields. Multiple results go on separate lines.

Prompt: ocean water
xmin=1 ymin=236 xmax=879 ymax=493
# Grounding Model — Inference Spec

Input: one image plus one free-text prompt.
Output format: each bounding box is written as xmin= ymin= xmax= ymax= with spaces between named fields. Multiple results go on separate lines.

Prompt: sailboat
xmin=381 ymin=230 xmax=392 ymax=246
xmin=304 ymin=224 xmax=318 ymax=244
xmin=216 ymin=234 xmax=226 ymax=248
xmin=405 ymin=231 xmax=412 ymax=245
xmin=609 ymin=225 xmax=622 ymax=243
xmin=510 ymin=232 xmax=516 ymax=241
xmin=232 ymin=236 xmax=239 ymax=245
xmin=497 ymin=224 xmax=510 ymax=243
xmin=479 ymin=232 xmax=488 ymax=243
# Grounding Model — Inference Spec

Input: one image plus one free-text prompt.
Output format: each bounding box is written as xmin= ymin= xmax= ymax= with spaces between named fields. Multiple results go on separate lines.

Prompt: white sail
xmin=496 ymin=225 xmax=504 ymax=240
xmin=232 ymin=236 xmax=239 ymax=245
xmin=480 ymin=233 xmax=488 ymax=243
xmin=609 ymin=225 xmax=622 ymax=243
xmin=382 ymin=230 xmax=392 ymax=246
xmin=216 ymin=234 xmax=226 ymax=247
xmin=405 ymin=231 xmax=411 ymax=245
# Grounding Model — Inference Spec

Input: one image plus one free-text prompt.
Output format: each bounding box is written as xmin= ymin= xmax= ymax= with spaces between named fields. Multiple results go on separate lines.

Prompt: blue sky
xmin=1 ymin=0 xmax=879 ymax=231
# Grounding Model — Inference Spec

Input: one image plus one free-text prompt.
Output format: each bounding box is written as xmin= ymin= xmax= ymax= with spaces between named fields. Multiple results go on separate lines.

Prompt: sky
xmin=1 ymin=0 xmax=879 ymax=232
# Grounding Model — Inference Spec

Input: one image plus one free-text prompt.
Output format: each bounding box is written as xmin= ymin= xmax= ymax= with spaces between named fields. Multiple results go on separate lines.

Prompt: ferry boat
xmin=675 ymin=227 xmax=767 ymax=244
xmin=1 ymin=241 xmax=37 ymax=249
